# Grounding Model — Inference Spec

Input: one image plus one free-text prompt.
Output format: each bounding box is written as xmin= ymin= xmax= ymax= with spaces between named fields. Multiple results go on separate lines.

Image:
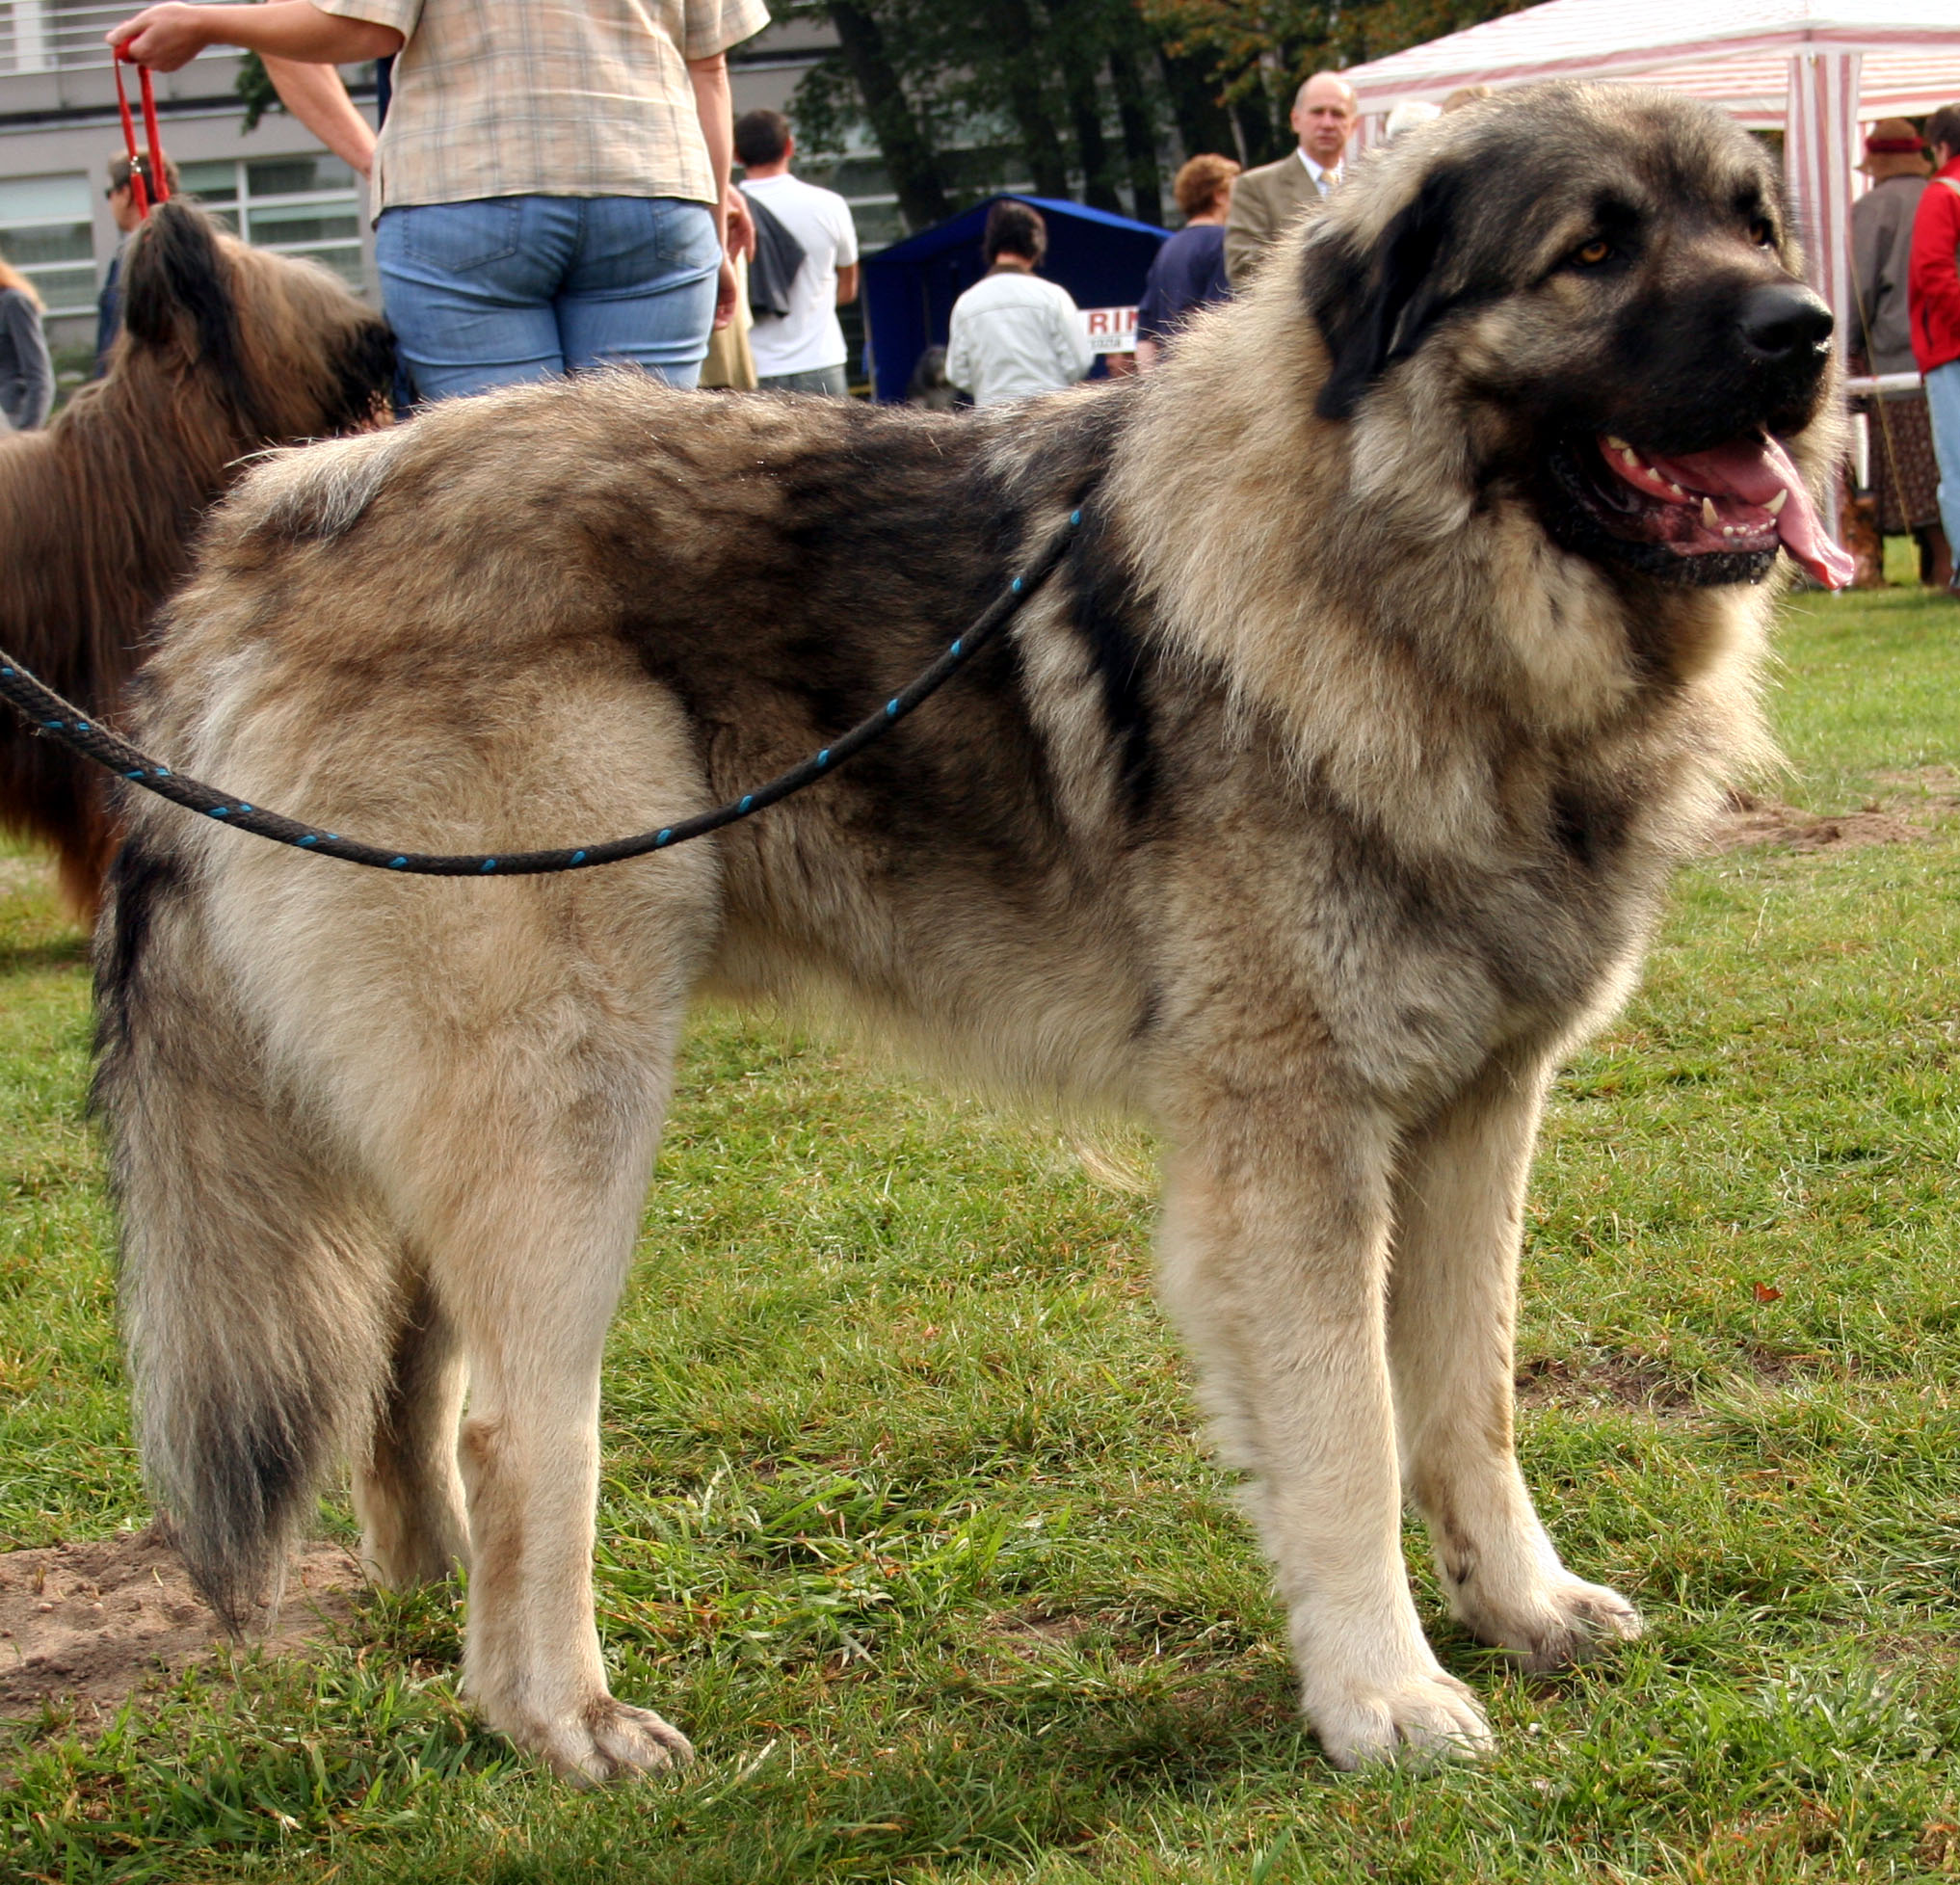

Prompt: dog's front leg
xmin=1388 ymin=1056 xmax=1642 ymax=1669
xmin=1158 ymin=1114 xmax=1492 ymax=1768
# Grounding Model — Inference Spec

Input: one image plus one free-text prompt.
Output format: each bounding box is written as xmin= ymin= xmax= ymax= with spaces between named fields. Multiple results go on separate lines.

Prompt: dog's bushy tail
xmin=93 ymin=832 xmax=398 ymax=1629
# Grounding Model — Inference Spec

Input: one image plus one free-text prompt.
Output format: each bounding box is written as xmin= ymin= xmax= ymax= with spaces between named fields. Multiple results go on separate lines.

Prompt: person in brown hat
xmin=1848 ymin=119 xmax=1948 ymax=586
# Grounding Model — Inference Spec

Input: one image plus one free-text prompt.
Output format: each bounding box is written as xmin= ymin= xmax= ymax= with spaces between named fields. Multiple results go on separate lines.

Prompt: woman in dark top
xmin=1135 ymin=153 xmax=1240 ymax=370
xmin=0 ymin=250 xmax=53 ymax=433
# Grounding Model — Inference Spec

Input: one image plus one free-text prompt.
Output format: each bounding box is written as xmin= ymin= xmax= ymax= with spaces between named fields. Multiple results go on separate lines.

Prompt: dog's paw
xmin=1305 ymin=1668 xmax=1494 ymax=1770
xmin=1457 ymin=1573 xmax=1642 ymax=1674
xmin=530 ymin=1698 xmax=696 ymax=1786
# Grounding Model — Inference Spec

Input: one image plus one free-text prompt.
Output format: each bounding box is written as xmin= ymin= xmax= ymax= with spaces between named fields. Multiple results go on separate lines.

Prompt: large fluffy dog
xmin=93 ymin=85 xmax=1843 ymax=1778
xmin=0 ymin=200 xmax=391 ymax=918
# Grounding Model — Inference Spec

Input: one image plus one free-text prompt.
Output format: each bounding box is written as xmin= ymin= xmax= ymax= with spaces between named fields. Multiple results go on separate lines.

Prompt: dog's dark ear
xmin=120 ymin=199 xmax=265 ymax=428
xmin=122 ymin=200 xmax=240 ymax=360
xmin=1308 ymin=166 xmax=1464 ymax=421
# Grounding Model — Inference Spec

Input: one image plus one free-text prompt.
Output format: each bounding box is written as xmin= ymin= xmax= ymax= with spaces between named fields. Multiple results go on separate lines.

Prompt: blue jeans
xmin=376 ymin=195 xmax=720 ymax=402
xmin=1928 ymin=358 xmax=1960 ymax=566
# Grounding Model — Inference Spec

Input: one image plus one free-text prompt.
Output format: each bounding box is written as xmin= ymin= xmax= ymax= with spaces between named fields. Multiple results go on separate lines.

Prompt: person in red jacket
xmin=1911 ymin=102 xmax=1960 ymax=593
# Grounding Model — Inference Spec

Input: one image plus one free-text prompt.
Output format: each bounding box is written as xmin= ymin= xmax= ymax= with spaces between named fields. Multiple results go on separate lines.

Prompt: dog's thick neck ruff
xmin=1106 ymin=80 xmax=1828 ymax=874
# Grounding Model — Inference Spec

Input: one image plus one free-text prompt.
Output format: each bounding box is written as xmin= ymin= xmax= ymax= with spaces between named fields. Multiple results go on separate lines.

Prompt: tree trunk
xmin=826 ymin=2 xmax=950 ymax=230
xmin=983 ymin=0 xmax=1072 ymax=199
xmin=1156 ymin=46 xmax=1237 ymax=170
xmin=1233 ymin=92 xmax=1285 ymax=168
xmin=1106 ymin=41 xmax=1162 ymax=224
xmin=1059 ymin=45 xmax=1123 ymax=212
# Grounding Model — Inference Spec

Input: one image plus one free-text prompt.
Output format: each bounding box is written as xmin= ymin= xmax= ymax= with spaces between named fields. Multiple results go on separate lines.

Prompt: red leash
xmin=113 ymin=52 xmax=171 ymax=218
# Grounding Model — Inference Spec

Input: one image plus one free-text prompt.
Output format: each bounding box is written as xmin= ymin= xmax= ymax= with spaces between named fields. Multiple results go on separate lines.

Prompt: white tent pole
xmin=1785 ymin=46 xmax=1862 ymax=555
xmin=1784 ymin=47 xmax=1861 ymax=361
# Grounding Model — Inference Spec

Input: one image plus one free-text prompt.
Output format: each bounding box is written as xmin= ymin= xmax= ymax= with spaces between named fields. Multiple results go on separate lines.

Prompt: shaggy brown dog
xmin=0 ymin=200 xmax=391 ymax=918
xmin=96 ymin=85 xmax=1841 ymax=1779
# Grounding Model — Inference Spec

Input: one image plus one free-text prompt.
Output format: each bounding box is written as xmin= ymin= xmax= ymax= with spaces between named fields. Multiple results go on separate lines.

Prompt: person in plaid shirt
xmin=110 ymin=1 xmax=769 ymax=399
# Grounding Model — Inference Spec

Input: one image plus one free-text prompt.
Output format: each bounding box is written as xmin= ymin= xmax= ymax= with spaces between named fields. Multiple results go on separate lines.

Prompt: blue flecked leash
xmin=0 ymin=508 xmax=1083 ymax=878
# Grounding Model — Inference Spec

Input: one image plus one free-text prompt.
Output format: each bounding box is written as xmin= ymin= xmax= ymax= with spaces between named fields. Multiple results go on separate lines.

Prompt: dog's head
xmin=1302 ymin=84 xmax=1847 ymax=590
xmin=117 ymin=199 xmax=393 ymax=442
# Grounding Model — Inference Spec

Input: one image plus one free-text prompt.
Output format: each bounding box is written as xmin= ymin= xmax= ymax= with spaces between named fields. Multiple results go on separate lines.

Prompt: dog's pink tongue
xmin=1645 ymin=436 xmax=1854 ymax=589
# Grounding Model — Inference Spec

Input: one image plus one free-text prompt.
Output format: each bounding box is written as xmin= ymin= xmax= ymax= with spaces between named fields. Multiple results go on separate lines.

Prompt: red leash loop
xmin=113 ymin=53 xmax=171 ymax=218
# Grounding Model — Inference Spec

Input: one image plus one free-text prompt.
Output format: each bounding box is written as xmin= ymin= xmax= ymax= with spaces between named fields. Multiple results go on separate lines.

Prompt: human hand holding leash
xmin=107 ymin=2 xmax=402 ymax=73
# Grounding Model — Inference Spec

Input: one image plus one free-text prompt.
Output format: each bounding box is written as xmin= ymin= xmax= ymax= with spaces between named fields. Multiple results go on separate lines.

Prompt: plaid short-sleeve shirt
xmin=321 ymin=0 xmax=770 ymax=216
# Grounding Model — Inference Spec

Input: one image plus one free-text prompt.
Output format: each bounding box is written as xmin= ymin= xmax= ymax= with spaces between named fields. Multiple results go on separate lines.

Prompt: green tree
xmin=785 ymin=0 xmax=1534 ymax=235
xmin=235 ymin=49 xmax=281 ymax=133
xmin=1143 ymin=0 xmax=1533 ymax=157
xmin=786 ymin=0 xmax=1179 ymax=227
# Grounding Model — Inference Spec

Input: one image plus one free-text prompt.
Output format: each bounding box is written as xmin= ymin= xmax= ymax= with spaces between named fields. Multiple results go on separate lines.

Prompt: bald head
xmin=1292 ymin=71 xmax=1358 ymax=168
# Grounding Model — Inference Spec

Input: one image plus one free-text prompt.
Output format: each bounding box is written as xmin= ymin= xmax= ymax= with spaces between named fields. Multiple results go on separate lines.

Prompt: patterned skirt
xmin=1850 ymin=388 xmax=1942 ymax=534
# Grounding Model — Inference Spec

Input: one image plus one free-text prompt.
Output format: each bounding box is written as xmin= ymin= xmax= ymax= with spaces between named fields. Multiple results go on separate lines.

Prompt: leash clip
xmin=114 ymin=52 xmax=172 ymax=220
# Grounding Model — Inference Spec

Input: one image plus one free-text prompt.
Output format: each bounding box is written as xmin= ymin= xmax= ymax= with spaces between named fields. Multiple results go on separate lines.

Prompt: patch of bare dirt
xmin=1735 ymin=1341 xmax=1839 ymax=1384
xmin=0 ymin=1527 xmax=359 ymax=1732
xmin=981 ymin=1610 xmax=1094 ymax=1657
xmin=1516 ymin=1354 xmax=1697 ymax=1416
xmin=1858 ymin=1632 xmax=1960 ymax=1677
xmin=1873 ymin=763 xmax=1960 ymax=810
xmin=1708 ymin=769 xmax=1960 ymax=856
xmin=1707 ymin=789 xmax=1925 ymax=854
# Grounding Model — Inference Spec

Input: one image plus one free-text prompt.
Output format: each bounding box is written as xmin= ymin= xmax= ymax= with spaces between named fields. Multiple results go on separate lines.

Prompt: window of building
xmin=0 ymin=173 xmax=94 ymax=314
xmin=177 ymin=154 xmax=366 ymax=292
xmin=4 ymin=1 xmax=236 ymax=74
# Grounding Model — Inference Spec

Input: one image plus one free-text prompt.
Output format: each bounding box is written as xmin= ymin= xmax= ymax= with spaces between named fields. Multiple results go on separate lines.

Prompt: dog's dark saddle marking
xmin=1068 ymin=505 xmax=1158 ymax=820
xmin=0 ymin=508 xmax=1085 ymax=878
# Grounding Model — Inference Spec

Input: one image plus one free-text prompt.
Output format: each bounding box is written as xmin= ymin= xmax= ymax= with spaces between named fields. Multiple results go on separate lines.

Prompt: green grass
xmin=5 ymin=587 xmax=1960 ymax=1881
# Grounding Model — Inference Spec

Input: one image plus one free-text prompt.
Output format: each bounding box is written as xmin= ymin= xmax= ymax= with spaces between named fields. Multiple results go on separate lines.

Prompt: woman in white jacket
xmin=945 ymin=200 xmax=1094 ymax=407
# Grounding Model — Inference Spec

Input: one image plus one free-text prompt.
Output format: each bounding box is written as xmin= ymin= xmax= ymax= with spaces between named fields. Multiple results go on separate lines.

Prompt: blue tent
xmin=861 ymin=195 xmax=1167 ymax=403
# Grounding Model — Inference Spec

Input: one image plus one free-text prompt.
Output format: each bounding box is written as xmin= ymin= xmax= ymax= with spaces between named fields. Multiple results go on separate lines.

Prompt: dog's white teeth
xmin=1702 ymin=497 xmax=1720 ymax=529
xmin=1667 ymin=482 xmax=1685 ymax=497
xmin=1619 ymin=447 xmax=1640 ymax=470
xmin=1604 ymin=435 xmax=1630 ymax=451
xmin=1765 ymin=488 xmax=1788 ymax=517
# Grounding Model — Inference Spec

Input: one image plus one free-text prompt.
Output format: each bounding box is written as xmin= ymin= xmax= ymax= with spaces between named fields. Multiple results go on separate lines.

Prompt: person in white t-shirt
xmin=944 ymin=200 xmax=1095 ymax=408
xmin=735 ymin=110 xmax=859 ymax=396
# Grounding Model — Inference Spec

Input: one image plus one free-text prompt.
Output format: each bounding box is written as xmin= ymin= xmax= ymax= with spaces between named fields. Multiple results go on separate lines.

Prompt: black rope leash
xmin=0 ymin=507 xmax=1084 ymax=878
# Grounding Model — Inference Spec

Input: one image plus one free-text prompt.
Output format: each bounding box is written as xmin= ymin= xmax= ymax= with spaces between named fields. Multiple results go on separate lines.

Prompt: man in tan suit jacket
xmin=1225 ymin=72 xmax=1358 ymax=291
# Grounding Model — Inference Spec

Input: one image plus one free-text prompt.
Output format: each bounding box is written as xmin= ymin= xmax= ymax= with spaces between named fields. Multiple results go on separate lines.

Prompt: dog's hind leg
xmin=277 ymin=683 xmax=719 ymax=1782
xmin=105 ymin=632 xmax=718 ymax=1779
xmin=353 ymin=1271 xmax=470 ymax=1588
xmin=1387 ymin=1056 xmax=1642 ymax=1670
xmin=1157 ymin=1099 xmax=1494 ymax=1769
xmin=399 ymin=1048 xmax=693 ymax=1784
xmin=96 ymin=836 xmax=402 ymax=1631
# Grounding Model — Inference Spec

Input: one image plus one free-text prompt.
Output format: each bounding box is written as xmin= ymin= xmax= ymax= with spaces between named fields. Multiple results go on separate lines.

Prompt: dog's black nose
xmin=1737 ymin=282 xmax=1833 ymax=362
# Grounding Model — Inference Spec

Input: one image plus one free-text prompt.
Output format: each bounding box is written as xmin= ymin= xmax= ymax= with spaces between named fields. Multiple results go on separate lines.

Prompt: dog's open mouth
xmin=1549 ymin=433 xmax=1854 ymax=590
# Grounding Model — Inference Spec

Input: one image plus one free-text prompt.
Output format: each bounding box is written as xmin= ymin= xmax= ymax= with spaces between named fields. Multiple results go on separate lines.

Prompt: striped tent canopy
xmin=1340 ymin=0 xmax=1960 ymax=358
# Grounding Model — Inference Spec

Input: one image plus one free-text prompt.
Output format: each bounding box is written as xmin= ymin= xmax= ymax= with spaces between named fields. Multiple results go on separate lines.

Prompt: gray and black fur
xmin=95 ymin=85 xmax=1833 ymax=1779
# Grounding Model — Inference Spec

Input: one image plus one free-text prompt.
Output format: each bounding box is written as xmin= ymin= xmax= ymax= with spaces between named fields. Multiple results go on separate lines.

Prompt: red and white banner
xmin=1079 ymin=305 xmax=1139 ymax=354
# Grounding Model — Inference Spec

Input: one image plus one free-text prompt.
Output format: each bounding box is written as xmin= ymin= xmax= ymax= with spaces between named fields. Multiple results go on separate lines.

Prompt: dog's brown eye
xmin=1749 ymin=219 xmax=1774 ymax=247
xmin=1574 ymin=238 xmax=1611 ymax=267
